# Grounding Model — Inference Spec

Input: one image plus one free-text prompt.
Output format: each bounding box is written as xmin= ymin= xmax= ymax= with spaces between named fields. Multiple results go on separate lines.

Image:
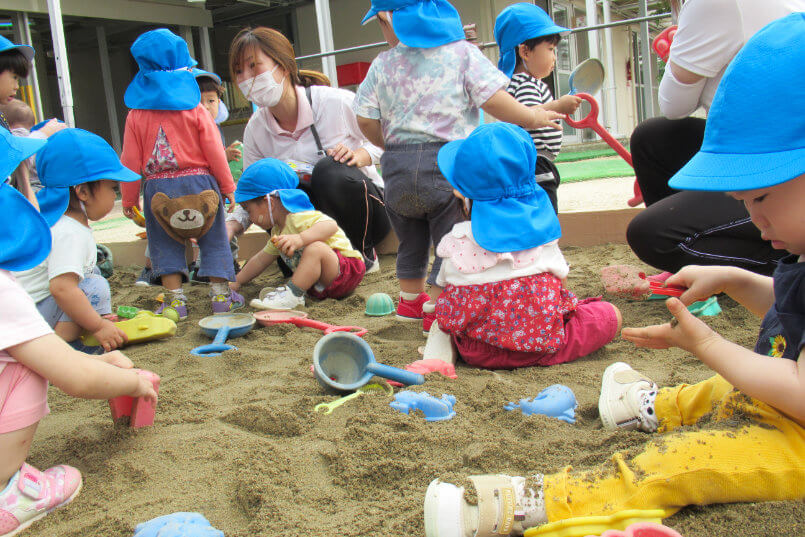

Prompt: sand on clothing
xmin=23 ymin=244 xmax=804 ymax=537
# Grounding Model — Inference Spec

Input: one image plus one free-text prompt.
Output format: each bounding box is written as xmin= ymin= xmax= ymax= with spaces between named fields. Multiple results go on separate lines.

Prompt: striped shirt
xmin=506 ymin=73 xmax=563 ymax=161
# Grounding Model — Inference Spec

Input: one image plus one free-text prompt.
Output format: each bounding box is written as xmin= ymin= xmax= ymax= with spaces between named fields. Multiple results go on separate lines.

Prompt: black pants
xmin=302 ymin=156 xmax=391 ymax=261
xmin=536 ymin=156 xmax=560 ymax=214
xmin=627 ymin=117 xmax=784 ymax=275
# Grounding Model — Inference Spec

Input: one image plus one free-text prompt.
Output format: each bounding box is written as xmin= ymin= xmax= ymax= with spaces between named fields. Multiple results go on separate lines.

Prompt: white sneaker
xmin=364 ymin=249 xmax=381 ymax=275
xmin=249 ymin=286 xmax=305 ymax=310
xmin=598 ymin=362 xmax=659 ymax=432
xmin=424 ymin=475 xmax=546 ymax=537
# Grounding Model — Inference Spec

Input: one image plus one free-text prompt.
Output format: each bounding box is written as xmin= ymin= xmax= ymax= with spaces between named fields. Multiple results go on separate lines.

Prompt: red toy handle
xmin=289 ymin=317 xmax=368 ymax=337
xmin=564 ymin=94 xmax=633 ymax=167
xmin=652 ymin=26 xmax=678 ymax=63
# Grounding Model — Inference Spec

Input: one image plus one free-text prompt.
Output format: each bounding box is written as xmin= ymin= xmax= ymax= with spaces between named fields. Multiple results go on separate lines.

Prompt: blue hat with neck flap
xmin=437 ymin=122 xmax=560 ymax=253
xmin=670 ymin=13 xmax=805 ymax=192
xmin=36 ymin=128 xmax=140 ymax=227
xmin=494 ymin=3 xmax=570 ymax=78
xmin=0 ymin=129 xmax=50 ymax=271
xmin=235 ymin=158 xmax=314 ymax=213
xmin=361 ymin=0 xmax=465 ymax=49
xmin=124 ymin=29 xmax=200 ymax=111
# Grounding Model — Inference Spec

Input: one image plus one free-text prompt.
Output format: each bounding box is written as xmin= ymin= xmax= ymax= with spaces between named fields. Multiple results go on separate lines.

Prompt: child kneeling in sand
xmin=425 ymin=122 xmax=620 ymax=369
xmin=423 ymin=15 xmax=805 ymax=536
xmin=0 ymin=129 xmax=157 ymax=536
xmin=230 ymin=159 xmax=365 ymax=310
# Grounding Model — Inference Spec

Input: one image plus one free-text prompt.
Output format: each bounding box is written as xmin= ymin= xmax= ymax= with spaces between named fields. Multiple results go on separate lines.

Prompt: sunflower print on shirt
xmin=768 ymin=334 xmax=787 ymax=357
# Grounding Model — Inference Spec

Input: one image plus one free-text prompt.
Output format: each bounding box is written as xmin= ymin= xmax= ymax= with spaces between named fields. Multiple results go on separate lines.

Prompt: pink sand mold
xmin=390 ymin=391 xmax=456 ymax=421
xmin=587 ymin=522 xmax=683 ymax=537
xmin=108 ymin=370 xmax=160 ymax=428
xmin=601 ymin=265 xmax=685 ymax=300
xmin=387 ymin=359 xmax=457 ymax=387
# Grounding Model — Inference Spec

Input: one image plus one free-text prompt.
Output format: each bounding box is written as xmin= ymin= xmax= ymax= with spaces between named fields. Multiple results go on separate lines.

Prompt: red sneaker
xmin=396 ymin=292 xmax=430 ymax=322
xmin=422 ymin=302 xmax=437 ymax=336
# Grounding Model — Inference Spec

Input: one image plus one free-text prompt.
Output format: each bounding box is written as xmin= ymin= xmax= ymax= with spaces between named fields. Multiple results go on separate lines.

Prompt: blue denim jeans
xmin=36 ymin=273 xmax=111 ymax=328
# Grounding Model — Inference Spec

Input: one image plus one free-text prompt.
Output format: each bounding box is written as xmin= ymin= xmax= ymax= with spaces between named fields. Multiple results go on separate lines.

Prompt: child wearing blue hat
xmin=495 ymin=3 xmax=582 ymax=212
xmin=231 ymin=159 xmax=366 ymax=310
xmin=353 ymin=0 xmax=565 ymax=334
xmin=430 ymin=122 xmax=620 ymax=370
xmin=13 ymin=128 xmax=141 ymax=353
xmin=120 ymin=29 xmax=242 ymax=318
xmin=0 ymin=130 xmax=157 ymax=537
xmin=0 ymin=36 xmax=34 ymax=131
xmin=423 ymin=14 xmax=805 ymax=536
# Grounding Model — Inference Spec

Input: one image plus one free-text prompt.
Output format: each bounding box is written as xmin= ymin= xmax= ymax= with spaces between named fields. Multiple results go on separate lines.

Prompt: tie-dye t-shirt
xmin=353 ymin=40 xmax=509 ymax=144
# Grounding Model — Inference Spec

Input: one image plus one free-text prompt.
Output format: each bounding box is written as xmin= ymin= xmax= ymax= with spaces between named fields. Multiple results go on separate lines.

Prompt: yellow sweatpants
xmin=544 ymin=375 xmax=805 ymax=521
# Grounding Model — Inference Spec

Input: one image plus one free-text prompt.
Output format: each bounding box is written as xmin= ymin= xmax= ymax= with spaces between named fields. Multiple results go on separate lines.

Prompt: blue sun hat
xmin=437 ymin=122 xmax=560 ymax=253
xmin=235 ymin=158 xmax=314 ymax=213
xmin=35 ymin=128 xmax=140 ymax=227
xmin=0 ymin=129 xmax=50 ymax=271
xmin=494 ymin=3 xmax=570 ymax=78
xmin=360 ymin=0 xmax=465 ymax=49
xmin=669 ymin=13 xmax=805 ymax=192
xmin=124 ymin=29 xmax=199 ymax=111
xmin=0 ymin=35 xmax=34 ymax=62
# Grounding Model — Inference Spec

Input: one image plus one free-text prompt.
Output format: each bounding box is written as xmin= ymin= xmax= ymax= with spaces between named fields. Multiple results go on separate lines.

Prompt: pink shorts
xmin=307 ymin=250 xmax=366 ymax=300
xmin=453 ymin=299 xmax=619 ymax=370
xmin=0 ymin=362 xmax=49 ymax=434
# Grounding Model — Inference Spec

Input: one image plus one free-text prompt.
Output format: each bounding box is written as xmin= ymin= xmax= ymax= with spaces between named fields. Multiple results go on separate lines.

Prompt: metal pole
xmin=601 ymin=0 xmax=619 ymax=134
xmin=198 ymin=26 xmax=214 ymax=72
xmin=96 ymin=26 xmax=121 ymax=152
xmin=313 ymin=0 xmax=339 ymax=87
xmin=638 ymin=0 xmax=655 ymax=118
xmin=45 ymin=0 xmax=75 ymax=127
xmin=12 ymin=12 xmax=44 ymax=122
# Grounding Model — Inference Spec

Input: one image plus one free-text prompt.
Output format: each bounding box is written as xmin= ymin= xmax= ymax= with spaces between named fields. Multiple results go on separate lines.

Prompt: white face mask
xmin=238 ymin=65 xmax=285 ymax=108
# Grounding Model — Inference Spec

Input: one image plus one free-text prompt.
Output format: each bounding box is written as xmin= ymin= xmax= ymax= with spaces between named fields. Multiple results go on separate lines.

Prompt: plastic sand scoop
xmin=313 ymin=332 xmax=425 ymax=392
xmin=190 ymin=313 xmax=255 ymax=357
xmin=569 ymin=58 xmax=604 ymax=95
xmin=82 ymin=314 xmax=176 ymax=347
xmin=254 ymin=309 xmax=367 ymax=337
xmin=313 ymin=381 xmax=394 ymax=414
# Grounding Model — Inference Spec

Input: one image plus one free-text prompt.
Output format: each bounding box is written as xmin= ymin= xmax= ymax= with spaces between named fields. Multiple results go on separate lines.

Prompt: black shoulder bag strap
xmin=305 ymin=86 xmax=326 ymax=158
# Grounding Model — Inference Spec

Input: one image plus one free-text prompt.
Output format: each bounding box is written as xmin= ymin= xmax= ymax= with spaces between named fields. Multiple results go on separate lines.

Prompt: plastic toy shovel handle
xmin=366 ymin=362 xmax=425 ymax=386
xmin=290 ymin=317 xmax=368 ymax=337
xmin=564 ymin=93 xmax=633 ymax=167
xmin=190 ymin=326 xmax=236 ymax=357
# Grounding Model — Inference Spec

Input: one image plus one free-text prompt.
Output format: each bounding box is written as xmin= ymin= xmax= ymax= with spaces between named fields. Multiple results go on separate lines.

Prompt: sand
xmin=23 ymin=244 xmax=804 ymax=537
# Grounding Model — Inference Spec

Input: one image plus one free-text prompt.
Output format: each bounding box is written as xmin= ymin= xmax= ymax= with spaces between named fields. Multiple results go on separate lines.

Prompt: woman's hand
xmin=622 ymin=297 xmax=722 ymax=355
xmin=327 ymin=144 xmax=371 ymax=167
xmin=92 ymin=318 xmax=128 ymax=352
xmin=274 ymin=234 xmax=304 ymax=257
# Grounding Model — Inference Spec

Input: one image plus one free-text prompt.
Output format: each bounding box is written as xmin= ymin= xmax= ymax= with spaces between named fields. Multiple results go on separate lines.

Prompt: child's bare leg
xmin=291 ymin=242 xmax=339 ymax=290
xmin=0 ymin=422 xmax=38 ymax=488
xmin=161 ymin=273 xmax=182 ymax=290
xmin=400 ymin=277 xmax=426 ymax=295
xmin=53 ymin=321 xmax=83 ymax=343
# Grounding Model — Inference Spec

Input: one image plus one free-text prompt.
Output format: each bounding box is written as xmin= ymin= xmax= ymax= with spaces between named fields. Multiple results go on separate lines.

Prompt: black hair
xmin=514 ymin=33 xmax=563 ymax=69
xmin=196 ymin=76 xmax=224 ymax=99
xmin=67 ymin=181 xmax=104 ymax=212
xmin=0 ymin=49 xmax=30 ymax=78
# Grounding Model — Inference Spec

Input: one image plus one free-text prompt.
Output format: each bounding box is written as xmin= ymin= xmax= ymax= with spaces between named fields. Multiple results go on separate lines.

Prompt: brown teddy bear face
xmin=150 ymin=190 xmax=220 ymax=243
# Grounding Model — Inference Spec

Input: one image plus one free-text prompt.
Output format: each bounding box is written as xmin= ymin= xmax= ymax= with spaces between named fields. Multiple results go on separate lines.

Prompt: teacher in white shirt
xmin=626 ymin=0 xmax=803 ymax=276
xmin=226 ymin=26 xmax=391 ymax=272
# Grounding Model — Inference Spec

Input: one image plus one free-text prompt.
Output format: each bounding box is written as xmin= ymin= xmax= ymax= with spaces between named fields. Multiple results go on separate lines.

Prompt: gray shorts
xmin=36 ymin=273 xmax=112 ymax=328
xmin=380 ymin=142 xmax=463 ymax=285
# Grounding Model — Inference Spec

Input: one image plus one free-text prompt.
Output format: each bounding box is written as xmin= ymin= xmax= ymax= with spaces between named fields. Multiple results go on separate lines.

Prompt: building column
xmin=12 ymin=12 xmax=44 ymax=122
xmin=601 ymin=0 xmax=619 ymax=135
xmin=96 ymin=26 xmax=121 ymax=152
xmin=179 ymin=26 xmax=196 ymax=59
xmin=314 ymin=0 xmax=339 ymax=87
xmin=46 ymin=0 xmax=75 ymax=126
xmin=198 ymin=26 xmax=214 ymax=72
xmin=638 ymin=0 xmax=656 ymax=119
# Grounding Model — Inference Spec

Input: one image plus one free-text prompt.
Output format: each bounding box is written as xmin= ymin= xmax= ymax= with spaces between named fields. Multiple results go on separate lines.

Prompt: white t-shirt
xmin=660 ymin=0 xmax=805 ymax=118
xmin=13 ymin=215 xmax=97 ymax=304
xmin=243 ymin=85 xmax=384 ymax=188
xmin=0 ymin=270 xmax=53 ymax=365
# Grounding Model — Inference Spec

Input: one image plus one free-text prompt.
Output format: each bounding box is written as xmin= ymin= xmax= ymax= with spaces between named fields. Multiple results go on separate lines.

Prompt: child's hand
xmin=92 ymin=318 xmax=128 ymax=352
xmin=131 ymin=370 xmax=159 ymax=403
xmin=225 ymin=142 xmax=242 ymax=162
xmin=229 ymin=281 xmax=241 ymax=292
xmin=38 ymin=118 xmax=67 ymax=138
xmin=100 ymin=350 xmax=134 ymax=369
xmin=665 ymin=265 xmax=732 ymax=306
xmin=556 ymin=95 xmax=583 ymax=115
xmin=224 ymin=192 xmax=236 ymax=213
xmin=529 ymin=106 xmax=564 ymax=131
xmin=274 ymin=234 xmax=304 ymax=257
xmin=622 ymin=297 xmax=722 ymax=355
xmin=122 ymin=203 xmax=141 ymax=219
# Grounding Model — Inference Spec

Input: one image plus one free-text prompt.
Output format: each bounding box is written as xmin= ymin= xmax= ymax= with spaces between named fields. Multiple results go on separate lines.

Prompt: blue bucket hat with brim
xmin=235 ymin=158 xmax=314 ymax=213
xmin=124 ymin=29 xmax=200 ymax=111
xmin=361 ymin=0 xmax=465 ymax=49
xmin=0 ymin=130 xmax=50 ymax=271
xmin=437 ymin=122 xmax=560 ymax=253
xmin=495 ymin=3 xmax=570 ymax=78
xmin=669 ymin=13 xmax=805 ymax=192
xmin=0 ymin=35 xmax=34 ymax=62
xmin=35 ymin=128 xmax=140 ymax=227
